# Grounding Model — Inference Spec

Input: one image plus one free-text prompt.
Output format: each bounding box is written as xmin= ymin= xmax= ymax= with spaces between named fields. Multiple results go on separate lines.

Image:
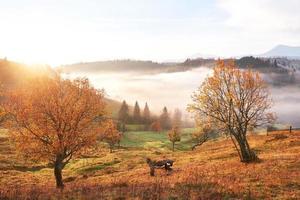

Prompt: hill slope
xmin=0 ymin=59 xmax=56 ymax=88
xmin=0 ymin=59 xmax=123 ymax=117
xmin=59 ymin=60 xmax=184 ymax=74
xmin=60 ymin=56 xmax=296 ymax=75
xmin=0 ymin=129 xmax=299 ymax=199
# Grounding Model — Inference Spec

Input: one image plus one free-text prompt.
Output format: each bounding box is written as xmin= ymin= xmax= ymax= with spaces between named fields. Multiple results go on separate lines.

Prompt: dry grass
xmin=0 ymin=130 xmax=300 ymax=199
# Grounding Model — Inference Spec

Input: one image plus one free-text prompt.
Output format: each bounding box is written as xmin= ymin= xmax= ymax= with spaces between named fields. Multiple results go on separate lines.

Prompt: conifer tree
xmin=159 ymin=106 xmax=171 ymax=130
xmin=133 ymin=101 xmax=141 ymax=123
xmin=143 ymin=102 xmax=151 ymax=124
xmin=118 ymin=100 xmax=129 ymax=123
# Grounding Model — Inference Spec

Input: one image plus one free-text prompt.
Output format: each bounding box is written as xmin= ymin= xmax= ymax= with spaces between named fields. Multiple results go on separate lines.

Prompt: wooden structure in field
xmin=146 ymin=158 xmax=174 ymax=176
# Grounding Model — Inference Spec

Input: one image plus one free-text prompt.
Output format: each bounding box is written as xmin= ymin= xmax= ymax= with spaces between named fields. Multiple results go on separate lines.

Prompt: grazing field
xmin=0 ymin=129 xmax=300 ymax=199
xmin=121 ymin=128 xmax=196 ymax=151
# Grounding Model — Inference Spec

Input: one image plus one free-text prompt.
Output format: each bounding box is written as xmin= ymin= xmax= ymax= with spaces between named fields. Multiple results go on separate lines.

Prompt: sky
xmin=0 ymin=0 xmax=300 ymax=66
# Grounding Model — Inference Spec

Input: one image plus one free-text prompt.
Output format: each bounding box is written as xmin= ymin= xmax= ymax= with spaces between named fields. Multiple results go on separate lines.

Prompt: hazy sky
xmin=0 ymin=0 xmax=300 ymax=66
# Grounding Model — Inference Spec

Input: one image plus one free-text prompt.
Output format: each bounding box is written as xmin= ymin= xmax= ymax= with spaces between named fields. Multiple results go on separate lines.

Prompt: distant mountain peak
xmin=261 ymin=45 xmax=300 ymax=58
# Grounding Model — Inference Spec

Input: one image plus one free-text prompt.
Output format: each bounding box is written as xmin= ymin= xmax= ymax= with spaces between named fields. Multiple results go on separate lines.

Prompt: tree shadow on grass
xmin=13 ymin=165 xmax=51 ymax=172
xmin=78 ymin=160 xmax=121 ymax=174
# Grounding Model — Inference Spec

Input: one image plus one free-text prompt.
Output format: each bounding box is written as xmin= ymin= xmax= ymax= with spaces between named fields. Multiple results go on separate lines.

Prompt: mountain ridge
xmin=261 ymin=44 xmax=300 ymax=58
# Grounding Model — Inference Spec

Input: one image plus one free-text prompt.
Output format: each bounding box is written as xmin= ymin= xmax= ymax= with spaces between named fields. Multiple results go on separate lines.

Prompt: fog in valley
xmin=64 ymin=67 xmax=300 ymax=127
xmin=271 ymin=87 xmax=300 ymax=126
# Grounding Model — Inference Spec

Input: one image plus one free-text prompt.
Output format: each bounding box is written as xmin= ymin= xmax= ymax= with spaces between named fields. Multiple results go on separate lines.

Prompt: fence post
xmin=290 ymin=126 xmax=292 ymax=133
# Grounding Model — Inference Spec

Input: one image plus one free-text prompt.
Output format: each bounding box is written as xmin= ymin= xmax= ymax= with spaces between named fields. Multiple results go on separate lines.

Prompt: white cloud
xmin=1 ymin=0 xmax=300 ymax=64
xmin=218 ymin=0 xmax=300 ymax=32
xmin=212 ymin=0 xmax=300 ymax=56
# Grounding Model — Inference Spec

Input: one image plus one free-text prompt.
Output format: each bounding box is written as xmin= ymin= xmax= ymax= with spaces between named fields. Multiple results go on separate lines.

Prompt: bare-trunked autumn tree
xmin=3 ymin=76 xmax=106 ymax=188
xmin=188 ymin=60 xmax=275 ymax=163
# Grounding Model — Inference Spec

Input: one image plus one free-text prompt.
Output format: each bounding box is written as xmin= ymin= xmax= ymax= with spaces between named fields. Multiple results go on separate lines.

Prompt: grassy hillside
xmin=121 ymin=128 xmax=195 ymax=151
xmin=104 ymin=98 xmax=122 ymax=118
xmin=0 ymin=59 xmax=123 ymax=118
xmin=104 ymin=98 xmax=136 ymax=119
xmin=0 ymin=129 xmax=299 ymax=199
xmin=0 ymin=59 xmax=56 ymax=88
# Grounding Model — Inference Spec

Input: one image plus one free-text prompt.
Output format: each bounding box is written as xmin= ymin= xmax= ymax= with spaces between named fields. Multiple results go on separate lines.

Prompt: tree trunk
xmin=235 ymin=136 xmax=257 ymax=162
xmin=54 ymin=157 xmax=64 ymax=188
xmin=230 ymin=134 xmax=242 ymax=160
xmin=192 ymin=134 xmax=209 ymax=150
xmin=110 ymin=144 xmax=113 ymax=153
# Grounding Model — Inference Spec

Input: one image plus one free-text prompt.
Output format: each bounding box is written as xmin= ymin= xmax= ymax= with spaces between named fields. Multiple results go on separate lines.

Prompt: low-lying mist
xmin=64 ymin=67 xmax=300 ymax=126
xmin=271 ymin=87 xmax=300 ymax=126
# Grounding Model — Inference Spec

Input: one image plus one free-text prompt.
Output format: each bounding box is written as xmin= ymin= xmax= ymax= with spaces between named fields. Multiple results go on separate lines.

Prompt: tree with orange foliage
xmin=0 ymin=84 xmax=7 ymax=125
xmin=3 ymin=76 xmax=106 ymax=188
xmin=150 ymin=121 xmax=162 ymax=133
xmin=188 ymin=60 xmax=275 ymax=162
xmin=101 ymin=119 xmax=122 ymax=153
xmin=168 ymin=126 xmax=181 ymax=151
xmin=0 ymin=106 xmax=4 ymax=124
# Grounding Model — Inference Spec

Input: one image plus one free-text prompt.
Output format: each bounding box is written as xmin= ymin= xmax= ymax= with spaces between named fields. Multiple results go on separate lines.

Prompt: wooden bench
xmin=146 ymin=158 xmax=174 ymax=176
